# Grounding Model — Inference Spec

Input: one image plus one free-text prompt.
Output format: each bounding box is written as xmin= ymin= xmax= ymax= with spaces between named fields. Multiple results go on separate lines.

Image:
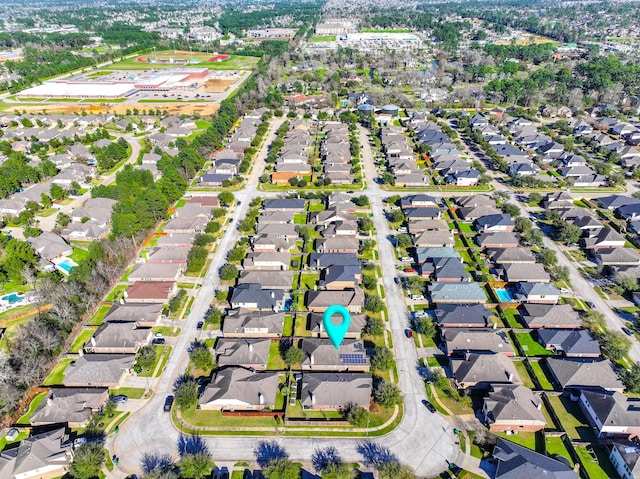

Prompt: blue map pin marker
xmin=323 ymin=304 xmax=351 ymax=349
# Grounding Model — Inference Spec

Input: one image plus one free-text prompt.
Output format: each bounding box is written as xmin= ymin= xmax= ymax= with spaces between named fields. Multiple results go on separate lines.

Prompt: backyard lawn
xmin=575 ymin=445 xmax=620 ymax=479
xmin=496 ymin=431 xmax=540 ymax=452
xmin=266 ymin=341 xmax=287 ymax=370
xmin=514 ymin=332 xmax=552 ymax=356
xmin=512 ymin=360 xmax=535 ymax=389
xmin=68 ymin=328 xmax=96 ymax=353
xmin=546 ymin=395 xmax=595 ymax=441
xmin=181 ymin=407 xmax=280 ymax=428
xmin=545 ymin=436 xmax=573 ymax=466
xmin=17 ymin=391 xmax=48 ymax=424
xmin=528 ymin=360 xmax=555 ymax=390
xmin=88 ymin=304 xmax=112 ymax=326
xmin=43 ymin=358 xmax=75 ymax=385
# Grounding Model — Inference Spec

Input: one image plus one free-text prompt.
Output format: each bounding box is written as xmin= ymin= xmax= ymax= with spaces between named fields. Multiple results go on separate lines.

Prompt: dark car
xmin=111 ymin=395 xmax=128 ymax=403
xmin=164 ymin=395 xmax=174 ymax=412
xmin=405 ymin=329 xmax=413 ymax=339
xmin=622 ymin=327 xmax=634 ymax=336
xmin=422 ymin=399 xmax=436 ymax=413
xmin=152 ymin=337 xmax=165 ymax=345
xmin=196 ymin=321 xmax=204 ymax=330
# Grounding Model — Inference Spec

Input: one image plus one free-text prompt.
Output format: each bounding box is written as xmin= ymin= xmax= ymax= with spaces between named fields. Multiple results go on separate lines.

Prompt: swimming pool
xmin=495 ymin=288 xmax=515 ymax=302
xmin=57 ymin=257 xmax=78 ymax=273
xmin=1 ymin=293 xmax=24 ymax=304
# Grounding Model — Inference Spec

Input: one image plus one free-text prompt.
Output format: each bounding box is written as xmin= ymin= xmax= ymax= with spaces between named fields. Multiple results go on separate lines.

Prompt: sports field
xmin=103 ymin=51 xmax=260 ymax=71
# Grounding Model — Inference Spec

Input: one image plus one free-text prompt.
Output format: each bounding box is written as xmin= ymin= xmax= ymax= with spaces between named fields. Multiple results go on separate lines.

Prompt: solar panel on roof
xmin=340 ymin=354 xmax=367 ymax=365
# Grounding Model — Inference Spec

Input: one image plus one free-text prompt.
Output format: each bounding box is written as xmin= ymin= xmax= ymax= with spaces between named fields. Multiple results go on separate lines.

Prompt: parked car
xmin=403 ymin=268 xmax=416 ymax=274
xmin=152 ymin=337 xmax=165 ymax=345
xmin=409 ymin=294 xmax=424 ymax=301
xmin=422 ymin=399 xmax=436 ymax=413
xmin=73 ymin=437 xmax=87 ymax=448
xmin=111 ymin=395 xmax=128 ymax=403
xmin=586 ymin=301 xmax=596 ymax=309
xmin=196 ymin=321 xmax=204 ymax=330
xmin=154 ymin=332 xmax=164 ymax=338
xmin=622 ymin=327 xmax=634 ymax=336
xmin=405 ymin=329 xmax=413 ymax=339
xmin=164 ymin=395 xmax=174 ymax=412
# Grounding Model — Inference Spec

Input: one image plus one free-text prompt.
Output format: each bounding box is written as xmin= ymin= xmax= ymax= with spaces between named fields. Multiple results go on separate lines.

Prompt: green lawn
xmin=266 ymin=341 xmax=286 ymax=370
xmin=181 ymin=407 xmax=281 ymax=428
xmin=528 ymin=360 xmax=555 ymax=390
xmin=152 ymin=325 xmax=181 ymax=337
xmin=496 ymin=431 xmax=539 ymax=452
xmin=103 ymin=54 xmax=260 ymax=71
xmin=282 ymin=316 xmax=294 ymax=337
xmin=311 ymin=35 xmax=337 ymax=42
xmin=109 ymin=387 xmax=148 ymax=399
xmin=139 ymin=346 xmax=169 ymax=377
xmin=514 ymin=332 xmax=552 ymax=356
xmin=105 ymin=284 xmax=127 ymax=302
xmin=43 ymin=358 xmax=75 ymax=385
xmin=546 ymin=395 xmax=595 ymax=441
xmin=575 ymin=445 xmax=620 ymax=479
xmin=512 ymin=360 xmax=535 ymax=389
xmin=68 ymin=328 xmax=96 ymax=353
xmin=0 ymin=281 xmax=31 ymax=295
xmin=286 ymin=401 xmax=344 ymax=419
xmin=69 ymin=246 xmax=90 ymax=263
xmin=0 ymin=304 xmax=37 ymax=322
xmin=545 ymin=436 xmax=573 ymax=466
xmin=88 ymin=304 xmax=112 ymax=326
xmin=17 ymin=391 xmax=48 ymax=424
xmin=293 ymin=213 xmax=307 ymax=224
xmin=457 ymin=222 xmax=475 ymax=234
xmin=499 ymin=307 xmax=521 ymax=328
xmin=299 ymin=273 xmax=318 ymax=290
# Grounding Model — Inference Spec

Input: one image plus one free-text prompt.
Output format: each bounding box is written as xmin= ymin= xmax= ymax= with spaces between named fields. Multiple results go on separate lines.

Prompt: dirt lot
xmin=202 ymin=79 xmax=236 ymax=93
xmin=12 ymin=102 xmax=221 ymax=115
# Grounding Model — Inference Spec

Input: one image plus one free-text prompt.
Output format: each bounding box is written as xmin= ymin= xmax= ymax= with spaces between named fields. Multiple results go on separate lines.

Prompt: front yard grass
xmin=139 ymin=345 xmax=170 ymax=377
xmin=513 ymin=332 xmax=552 ymax=357
xmin=109 ymin=387 xmax=148 ymax=399
xmin=181 ymin=407 xmax=281 ymax=428
xmin=152 ymin=326 xmax=181 ymax=337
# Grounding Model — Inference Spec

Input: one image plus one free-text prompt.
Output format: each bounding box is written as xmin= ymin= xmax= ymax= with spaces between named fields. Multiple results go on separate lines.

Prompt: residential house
xmin=482 ymin=385 xmax=546 ymax=432
xmin=84 ymin=322 xmax=152 ymax=354
xmin=609 ymin=441 xmax=640 ymax=479
xmin=476 ymin=232 xmax=521 ymax=249
xmin=412 ymin=230 xmax=454 ymax=248
xmin=543 ymin=192 xmax=575 ymax=210
xmin=30 ymin=387 xmax=109 ymax=427
xmin=27 ymin=232 xmax=72 ymax=261
xmin=0 ymin=428 xmax=74 ymax=479
xmin=475 ymin=214 xmax=515 ymax=233
xmin=451 ymin=353 xmax=522 ymax=390
xmin=319 ymin=265 xmax=362 ymax=290
xmin=156 ymin=233 xmax=196 ymax=248
xmin=493 ymin=438 xmax=578 ymax=479
xmin=516 ymin=282 xmax=560 ymax=304
xmin=263 ymin=199 xmax=306 ymax=212
xmin=125 ymin=281 xmax=176 ymax=304
xmin=198 ymin=367 xmax=279 ymax=411
xmin=579 ymin=389 xmax=640 ymax=439
xmin=243 ymin=252 xmax=291 ymax=271
xmin=221 ymin=309 xmax=285 ymax=338
xmin=147 ymin=246 xmax=190 ymax=264
xmin=229 ymin=284 xmax=285 ymax=311
xmin=163 ymin=216 xmax=209 ymax=234
xmin=251 ymin=234 xmax=295 ymax=253
xmin=103 ymin=303 xmax=162 ymax=328
xmin=429 ymin=282 xmax=487 ymax=305
xmin=62 ymin=354 xmax=135 ymax=387
xmin=306 ymin=289 xmax=364 ymax=313
xmin=300 ymin=372 xmax=372 ymax=410
xmin=598 ymin=195 xmax=639 ymax=211
xmin=308 ymin=313 xmax=366 ymax=339
xmin=545 ymin=357 xmax=624 ymax=393
xmin=582 ymin=228 xmax=626 ymax=249
xmin=238 ymin=270 xmax=294 ymax=290
xmin=215 ymin=338 xmax=271 ymax=370
xmin=519 ymin=304 xmax=582 ymax=329
xmin=427 ymin=257 xmax=472 ymax=282
xmin=315 ymin=237 xmax=359 ymax=254
xmin=488 ymin=248 xmax=536 ymax=264
xmin=128 ymin=263 xmax=182 ymax=282
xmin=300 ymin=338 xmax=369 ymax=371
xmin=537 ymin=329 xmax=600 ymax=358
xmin=443 ymin=329 xmax=515 ymax=357
xmin=502 ymin=263 xmax=550 ymax=283
xmin=308 ymin=253 xmax=360 ymax=270
xmin=435 ymin=304 xmax=496 ymax=328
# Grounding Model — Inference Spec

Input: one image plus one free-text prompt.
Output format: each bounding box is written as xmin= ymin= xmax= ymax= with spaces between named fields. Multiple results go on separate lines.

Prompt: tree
xmin=69 ymin=442 xmax=105 ymax=479
xmin=228 ymin=246 xmax=245 ymax=262
xmin=599 ymin=330 xmax=631 ymax=361
xmin=187 ymin=246 xmax=208 ymax=273
xmin=50 ymin=183 xmax=68 ymax=200
xmin=621 ymin=362 xmax=640 ymax=393
xmin=551 ymin=266 xmax=570 ymax=282
xmin=370 ymin=346 xmax=394 ymax=371
xmin=174 ymin=379 xmax=199 ymax=409
xmin=416 ymin=317 xmax=435 ymax=337
xmin=396 ymin=234 xmax=411 ymax=248
xmin=136 ymin=345 xmax=156 ymax=371
xmin=263 ymin=458 xmax=299 ymax=479
xmin=365 ymin=316 xmax=384 ymax=336
xmin=190 ymin=345 xmax=213 ymax=370
xmin=582 ymin=310 xmax=605 ymax=333
xmin=284 ymin=345 xmax=304 ymax=367
xmin=358 ymin=217 xmax=374 ymax=233
xmin=364 ymin=295 xmax=383 ymax=313
xmin=178 ymin=453 xmax=213 ymax=479
xmin=556 ymin=222 xmax=582 ymax=245
xmin=529 ymin=192 xmax=542 ymax=205
xmin=502 ymin=203 xmax=520 ymax=217
xmin=539 ymin=248 xmax=557 ymax=268
xmin=378 ymin=462 xmax=417 ymax=479
xmin=205 ymin=307 xmax=223 ymax=327
xmin=352 ymin=195 xmax=370 ymax=207
xmin=218 ymin=190 xmax=234 ymax=207
xmin=374 ymin=381 xmax=401 ymax=407
xmin=56 ymin=212 xmax=71 ymax=227
xmin=345 ymin=404 xmax=368 ymax=427
xmin=220 ymin=263 xmax=238 ymax=281
xmin=323 ymin=462 xmax=356 ymax=479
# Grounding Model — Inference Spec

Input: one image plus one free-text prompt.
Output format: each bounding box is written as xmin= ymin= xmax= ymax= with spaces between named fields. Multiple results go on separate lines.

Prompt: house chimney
xmin=310 ymin=353 xmax=314 ymax=365
xmin=271 ymin=291 xmax=275 ymax=298
xmin=90 ymin=337 xmax=96 ymax=347
xmin=537 ymin=402 xmax=542 ymax=410
xmin=248 ymin=343 xmax=254 ymax=352
xmin=507 ymin=372 xmax=514 ymax=382
xmin=465 ymin=352 xmax=470 ymax=361
xmin=493 ymin=322 xmax=497 ymax=329
xmin=310 ymin=392 xmax=315 ymax=404
xmin=258 ymin=392 xmax=264 ymax=405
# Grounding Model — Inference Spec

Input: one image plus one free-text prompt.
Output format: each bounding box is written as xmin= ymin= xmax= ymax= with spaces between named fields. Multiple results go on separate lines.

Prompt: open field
xmin=102 ymin=52 xmax=260 ymax=71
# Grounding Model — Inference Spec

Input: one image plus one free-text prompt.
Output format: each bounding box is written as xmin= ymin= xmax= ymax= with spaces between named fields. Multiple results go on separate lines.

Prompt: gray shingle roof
xmin=494 ymin=438 xmax=578 ymax=479
xmin=300 ymin=372 xmax=372 ymax=408
xmin=198 ymin=367 xmax=279 ymax=408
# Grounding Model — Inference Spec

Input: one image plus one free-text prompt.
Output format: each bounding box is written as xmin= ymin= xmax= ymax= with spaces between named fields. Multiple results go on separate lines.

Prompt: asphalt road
xmin=107 ymin=120 xmax=468 ymax=478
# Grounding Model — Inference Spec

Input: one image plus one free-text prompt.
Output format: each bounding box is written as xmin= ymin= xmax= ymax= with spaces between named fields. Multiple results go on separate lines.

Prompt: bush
xmin=220 ymin=263 xmax=238 ymax=281
xmin=186 ymin=245 xmax=208 ymax=273
xmin=373 ymin=381 xmax=401 ymax=407
xmin=370 ymin=346 xmax=394 ymax=371
xmin=364 ymin=295 xmax=384 ymax=313
xmin=218 ymin=190 xmax=234 ymax=207
xmin=345 ymin=403 xmax=368 ymax=427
